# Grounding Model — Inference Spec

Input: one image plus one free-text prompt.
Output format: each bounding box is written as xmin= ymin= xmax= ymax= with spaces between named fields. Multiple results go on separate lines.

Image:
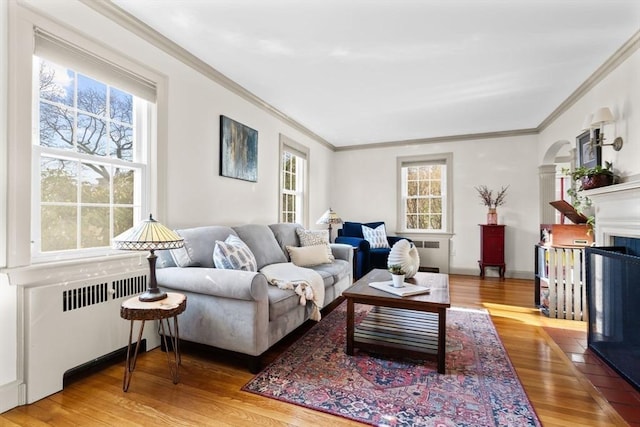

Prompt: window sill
xmin=1 ymin=252 xmax=148 ymax=288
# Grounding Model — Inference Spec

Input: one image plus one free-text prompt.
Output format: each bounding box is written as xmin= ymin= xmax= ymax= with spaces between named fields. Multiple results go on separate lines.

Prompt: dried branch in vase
xmin=474 ymin=185 xmax=509 ymax=209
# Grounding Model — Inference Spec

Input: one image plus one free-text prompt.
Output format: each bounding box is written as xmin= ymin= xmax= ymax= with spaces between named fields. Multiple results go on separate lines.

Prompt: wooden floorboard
xmin=0 ymin=274 xmax=630 ymax=426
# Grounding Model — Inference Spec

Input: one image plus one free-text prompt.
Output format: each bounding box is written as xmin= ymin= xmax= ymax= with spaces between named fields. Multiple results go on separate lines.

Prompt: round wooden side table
xmin=120 ymin=292 xmax=187 ymax=391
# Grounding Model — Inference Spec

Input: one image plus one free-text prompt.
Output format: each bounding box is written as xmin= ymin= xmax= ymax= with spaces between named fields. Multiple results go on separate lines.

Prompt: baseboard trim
xmin=449 ymin=268 xmax=533 ymax=280
xmin=0 ymin=380 xmax=25 ymax=414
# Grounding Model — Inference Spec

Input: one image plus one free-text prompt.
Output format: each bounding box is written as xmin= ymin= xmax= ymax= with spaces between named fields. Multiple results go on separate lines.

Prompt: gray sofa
xmin=155 ymin=222 xmax=353 ymax=371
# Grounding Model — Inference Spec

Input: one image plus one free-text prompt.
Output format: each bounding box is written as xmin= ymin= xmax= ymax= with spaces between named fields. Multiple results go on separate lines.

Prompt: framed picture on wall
xmin=219 ymin=115 xmax=258 ymax=182
xmin=577 ymin=129 xmax=601 ymax=169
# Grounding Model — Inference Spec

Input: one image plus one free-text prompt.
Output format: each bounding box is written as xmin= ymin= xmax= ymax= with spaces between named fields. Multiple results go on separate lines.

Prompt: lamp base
xmin=138 ymin=287 xmax=167 ymax=302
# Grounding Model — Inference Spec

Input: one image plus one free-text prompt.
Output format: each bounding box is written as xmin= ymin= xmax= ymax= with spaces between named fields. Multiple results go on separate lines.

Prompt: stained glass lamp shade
xmin=316 ymin=208 xmax=343 ymax=242
xmin=113 ymin=214 xmax=184 ymax=301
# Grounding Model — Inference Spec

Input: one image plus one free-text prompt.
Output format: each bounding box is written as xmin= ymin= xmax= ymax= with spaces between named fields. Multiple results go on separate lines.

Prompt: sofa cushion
xmin=172 ymin=226 xmax=237 ymax=268
xmin=362 ymin=223 xmax=391 ymax=249
xmin=309 ymin=259 xmax=350 ymax=288
xmin=233 ymin=224 xmax=287 ymax=270
xmin=267 ymin=286 xmax=301 ymax=321
xmin=269 ymin=223 xmax=301 ymax=260
xmin=296 ymin=228 xmax=334 ymax=261
xmin=213 ymin=235 xmax=257 ymax=271
xmin=286 ymin=245 xmax=331 ymax=267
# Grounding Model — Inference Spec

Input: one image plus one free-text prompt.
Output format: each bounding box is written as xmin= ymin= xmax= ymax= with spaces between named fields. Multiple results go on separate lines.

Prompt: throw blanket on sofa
xmin=260 ymin=263 xmax=325 ymax=321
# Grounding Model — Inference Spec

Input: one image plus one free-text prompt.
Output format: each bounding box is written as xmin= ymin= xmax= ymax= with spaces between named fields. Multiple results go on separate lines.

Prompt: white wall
xmin=539 ymin=48 xmax=640 ymax=180
xmin=332 ymin=134 xmax=540 ymax=277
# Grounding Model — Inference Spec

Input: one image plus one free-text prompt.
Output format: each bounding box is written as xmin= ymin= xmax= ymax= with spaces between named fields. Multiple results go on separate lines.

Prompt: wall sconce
xmin=585 ymin=107 xmax=624 ymax=151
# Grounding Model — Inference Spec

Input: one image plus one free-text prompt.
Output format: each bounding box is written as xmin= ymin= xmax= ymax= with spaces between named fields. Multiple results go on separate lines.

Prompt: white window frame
xmin=5 ymin=18 xmax=165 ymax=266
xmin=279 ymin=134 xmax=309 ymax=226
xmin=397 ymin=153 xmax=453 ymax=233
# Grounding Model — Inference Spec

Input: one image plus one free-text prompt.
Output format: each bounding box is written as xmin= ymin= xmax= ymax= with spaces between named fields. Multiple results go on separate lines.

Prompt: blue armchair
xmin=336 ymin=221 xmax=409 ymax=279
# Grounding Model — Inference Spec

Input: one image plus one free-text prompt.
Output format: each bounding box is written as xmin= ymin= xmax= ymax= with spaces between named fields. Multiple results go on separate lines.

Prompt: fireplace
xmin=585 ymin=242 xmax=640 ymax=391
xmin=583 ymin=180 xmax=640 ymax=392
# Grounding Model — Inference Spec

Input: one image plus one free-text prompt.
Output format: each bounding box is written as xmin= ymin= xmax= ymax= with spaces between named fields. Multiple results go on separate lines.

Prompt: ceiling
xmin=111 ymin=0 xmax=640 ymax=147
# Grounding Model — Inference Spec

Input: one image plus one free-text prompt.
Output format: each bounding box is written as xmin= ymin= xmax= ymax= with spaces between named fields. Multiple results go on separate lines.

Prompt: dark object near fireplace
xmin=585 ymin=241 xmax=640 ymax=391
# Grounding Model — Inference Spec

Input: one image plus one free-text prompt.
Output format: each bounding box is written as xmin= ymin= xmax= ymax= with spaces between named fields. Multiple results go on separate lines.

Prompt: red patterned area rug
xmin=242 ymin=302 xmax=541 ymax=427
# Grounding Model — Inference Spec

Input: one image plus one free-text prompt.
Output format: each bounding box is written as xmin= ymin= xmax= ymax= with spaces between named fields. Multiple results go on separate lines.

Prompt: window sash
xmin=32 ymin=44 xmax=152 ymax=260
xmin=279 ymin=136 xmax=308 ymax=225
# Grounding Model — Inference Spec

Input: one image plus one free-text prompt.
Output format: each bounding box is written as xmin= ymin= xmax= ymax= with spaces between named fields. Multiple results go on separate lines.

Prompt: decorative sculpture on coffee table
xmin=387 ymin=239 xmax=420 ymax=278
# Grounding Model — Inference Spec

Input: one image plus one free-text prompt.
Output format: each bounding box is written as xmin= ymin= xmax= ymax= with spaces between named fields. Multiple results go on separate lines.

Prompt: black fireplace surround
xmin=585 ymin=237 xmax=640 ymax=391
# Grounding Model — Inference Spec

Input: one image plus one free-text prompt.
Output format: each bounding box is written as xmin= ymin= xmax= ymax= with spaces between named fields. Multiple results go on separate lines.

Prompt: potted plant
xmin=388 ymin=264 xmax=406 ymax=288
xmin=569 ymin=161 xmax=617 ymax=191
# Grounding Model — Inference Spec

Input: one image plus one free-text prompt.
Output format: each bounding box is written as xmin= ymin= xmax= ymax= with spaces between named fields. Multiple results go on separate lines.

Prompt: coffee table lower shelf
xmin=353 ymin=306 xmax=441 ymax=362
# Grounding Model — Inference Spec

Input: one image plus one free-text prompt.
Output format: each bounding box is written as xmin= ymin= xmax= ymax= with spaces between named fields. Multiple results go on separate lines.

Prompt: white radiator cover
xmin=399 ymin=233 xmax=451 ymax=273
xmin=25 ymin=269 xmax=160 ymax=403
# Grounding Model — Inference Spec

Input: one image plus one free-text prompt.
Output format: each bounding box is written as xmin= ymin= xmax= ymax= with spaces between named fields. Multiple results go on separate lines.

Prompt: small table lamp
xmin=316 ymin=208 xmax=343 ymax=242
xmin=112 ymin=214 xmax=184 ymax=302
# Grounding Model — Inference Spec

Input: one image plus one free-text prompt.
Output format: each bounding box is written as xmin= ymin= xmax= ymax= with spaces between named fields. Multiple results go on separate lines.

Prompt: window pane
xmin=39 ymin=103 xmax=74 ymax=149
xmin=432 ymin=197 xmax=442 ymax=213
xmin=110 ymin=123 xmax=133 ymax=161
xmin=407 ymin=181 xmax=418 ymax=197
xmin=41 ymin=205 xmax=77 ymax=251
xmin=430 ymin=180 xmax=442 ymax=195
xmin=81 ymin=163 xmax=110 ymax=204
xmin=406 ymin=198 xmax=416 ymax=213
xmin=77 ymin=114 xmax=107 ymax=156
xmin=77 ymin=74 xmax=107 ymax=116
xmin=114 ymin=169 xmax=134 ymax=204
xmin=41 ymin=158 xmax=77 ymax=203
xmin=418 ymin=181 xmax=429 ymax=196
xmin=110 ymin=87 xmax=133 ymax=124
xmin=114 ymin=206 xmax=134 ymax=236
xmin=418 ymin=198 xmax=429 ymax=212
xmin=80 ymin=206 xmax=110 ymax=248
xmin=38 ymin=59 xmax=74 ymax=106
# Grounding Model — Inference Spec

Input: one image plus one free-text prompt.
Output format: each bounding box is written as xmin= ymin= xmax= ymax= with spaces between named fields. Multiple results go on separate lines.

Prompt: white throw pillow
xmin=213 ymin=235 xmax=257 ymax=271
xmin=362 ymin=224 xmax=391 ymax=249
xmin=296 ymin=228 xmax=335 ymax=261
xmin=286 ymin=245 xmax=331 ymax=267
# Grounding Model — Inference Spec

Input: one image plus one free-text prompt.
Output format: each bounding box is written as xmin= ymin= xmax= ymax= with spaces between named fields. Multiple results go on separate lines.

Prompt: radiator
xmin=540 ymin=247 xmax=586 ymax=321
xmin=24 ymin=269 xmax=160 ymax=403
xmin=411 ymin=238 xmax=450 ymax=273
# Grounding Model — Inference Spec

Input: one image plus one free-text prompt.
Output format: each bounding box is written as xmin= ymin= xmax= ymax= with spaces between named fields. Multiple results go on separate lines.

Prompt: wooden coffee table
xmin=342 ymin=269 xmax=450 ymax=373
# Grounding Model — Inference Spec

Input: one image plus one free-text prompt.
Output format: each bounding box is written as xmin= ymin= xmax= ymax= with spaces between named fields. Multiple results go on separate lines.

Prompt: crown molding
xmin=335 ymin=128 xmax=539 ymax=152
xmin=78 ymin=0 xmax=335 ymax=151
xmin=538 ymin=29 xmax=640 ymax=132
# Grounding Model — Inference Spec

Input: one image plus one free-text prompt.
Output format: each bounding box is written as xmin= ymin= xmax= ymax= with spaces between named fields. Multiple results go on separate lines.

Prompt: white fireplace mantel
xmin=582 ymin=180 xmax=640 ymax=245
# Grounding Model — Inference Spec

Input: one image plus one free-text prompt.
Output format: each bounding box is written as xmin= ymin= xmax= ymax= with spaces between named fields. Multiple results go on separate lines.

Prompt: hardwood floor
xmin=1 ymin=275 xmax=633 ymax=426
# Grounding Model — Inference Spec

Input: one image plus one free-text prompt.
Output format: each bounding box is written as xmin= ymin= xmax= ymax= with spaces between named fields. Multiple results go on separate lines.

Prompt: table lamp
xmin=112 ymin=214 xmax=184 ymax=302
xmin=316 ymin=208 xmax=343 ymax=242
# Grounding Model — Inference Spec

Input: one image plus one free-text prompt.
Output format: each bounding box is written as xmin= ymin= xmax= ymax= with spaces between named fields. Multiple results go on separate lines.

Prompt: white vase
xmin=387 ymin=239 xmax=420 ymax=278
xmin=391 ymin=273 xmax=405 ymax=288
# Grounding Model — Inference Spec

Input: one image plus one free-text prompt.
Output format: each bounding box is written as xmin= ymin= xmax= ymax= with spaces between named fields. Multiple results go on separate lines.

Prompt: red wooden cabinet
xmin=478 ymin=225 xmax=505 ymax=279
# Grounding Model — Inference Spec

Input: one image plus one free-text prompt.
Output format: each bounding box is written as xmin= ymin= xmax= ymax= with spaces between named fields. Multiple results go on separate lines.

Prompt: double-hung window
xmin=32 ymin=29 xmax=156 ymax=260
xmin=279 ymin=135 xmax=308 ymax=225
xmin=398 ymin=153 xmax=453 ymax=233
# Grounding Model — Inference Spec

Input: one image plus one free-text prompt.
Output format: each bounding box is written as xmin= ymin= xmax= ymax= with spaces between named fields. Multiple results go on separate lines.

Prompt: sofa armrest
xmin=157 ymin=267 xmax=268 ymax=301
xmin=335 ymin=236 xmax=371 ymax=252
xmin=330 ymin=243 xmax=354 ymax=263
